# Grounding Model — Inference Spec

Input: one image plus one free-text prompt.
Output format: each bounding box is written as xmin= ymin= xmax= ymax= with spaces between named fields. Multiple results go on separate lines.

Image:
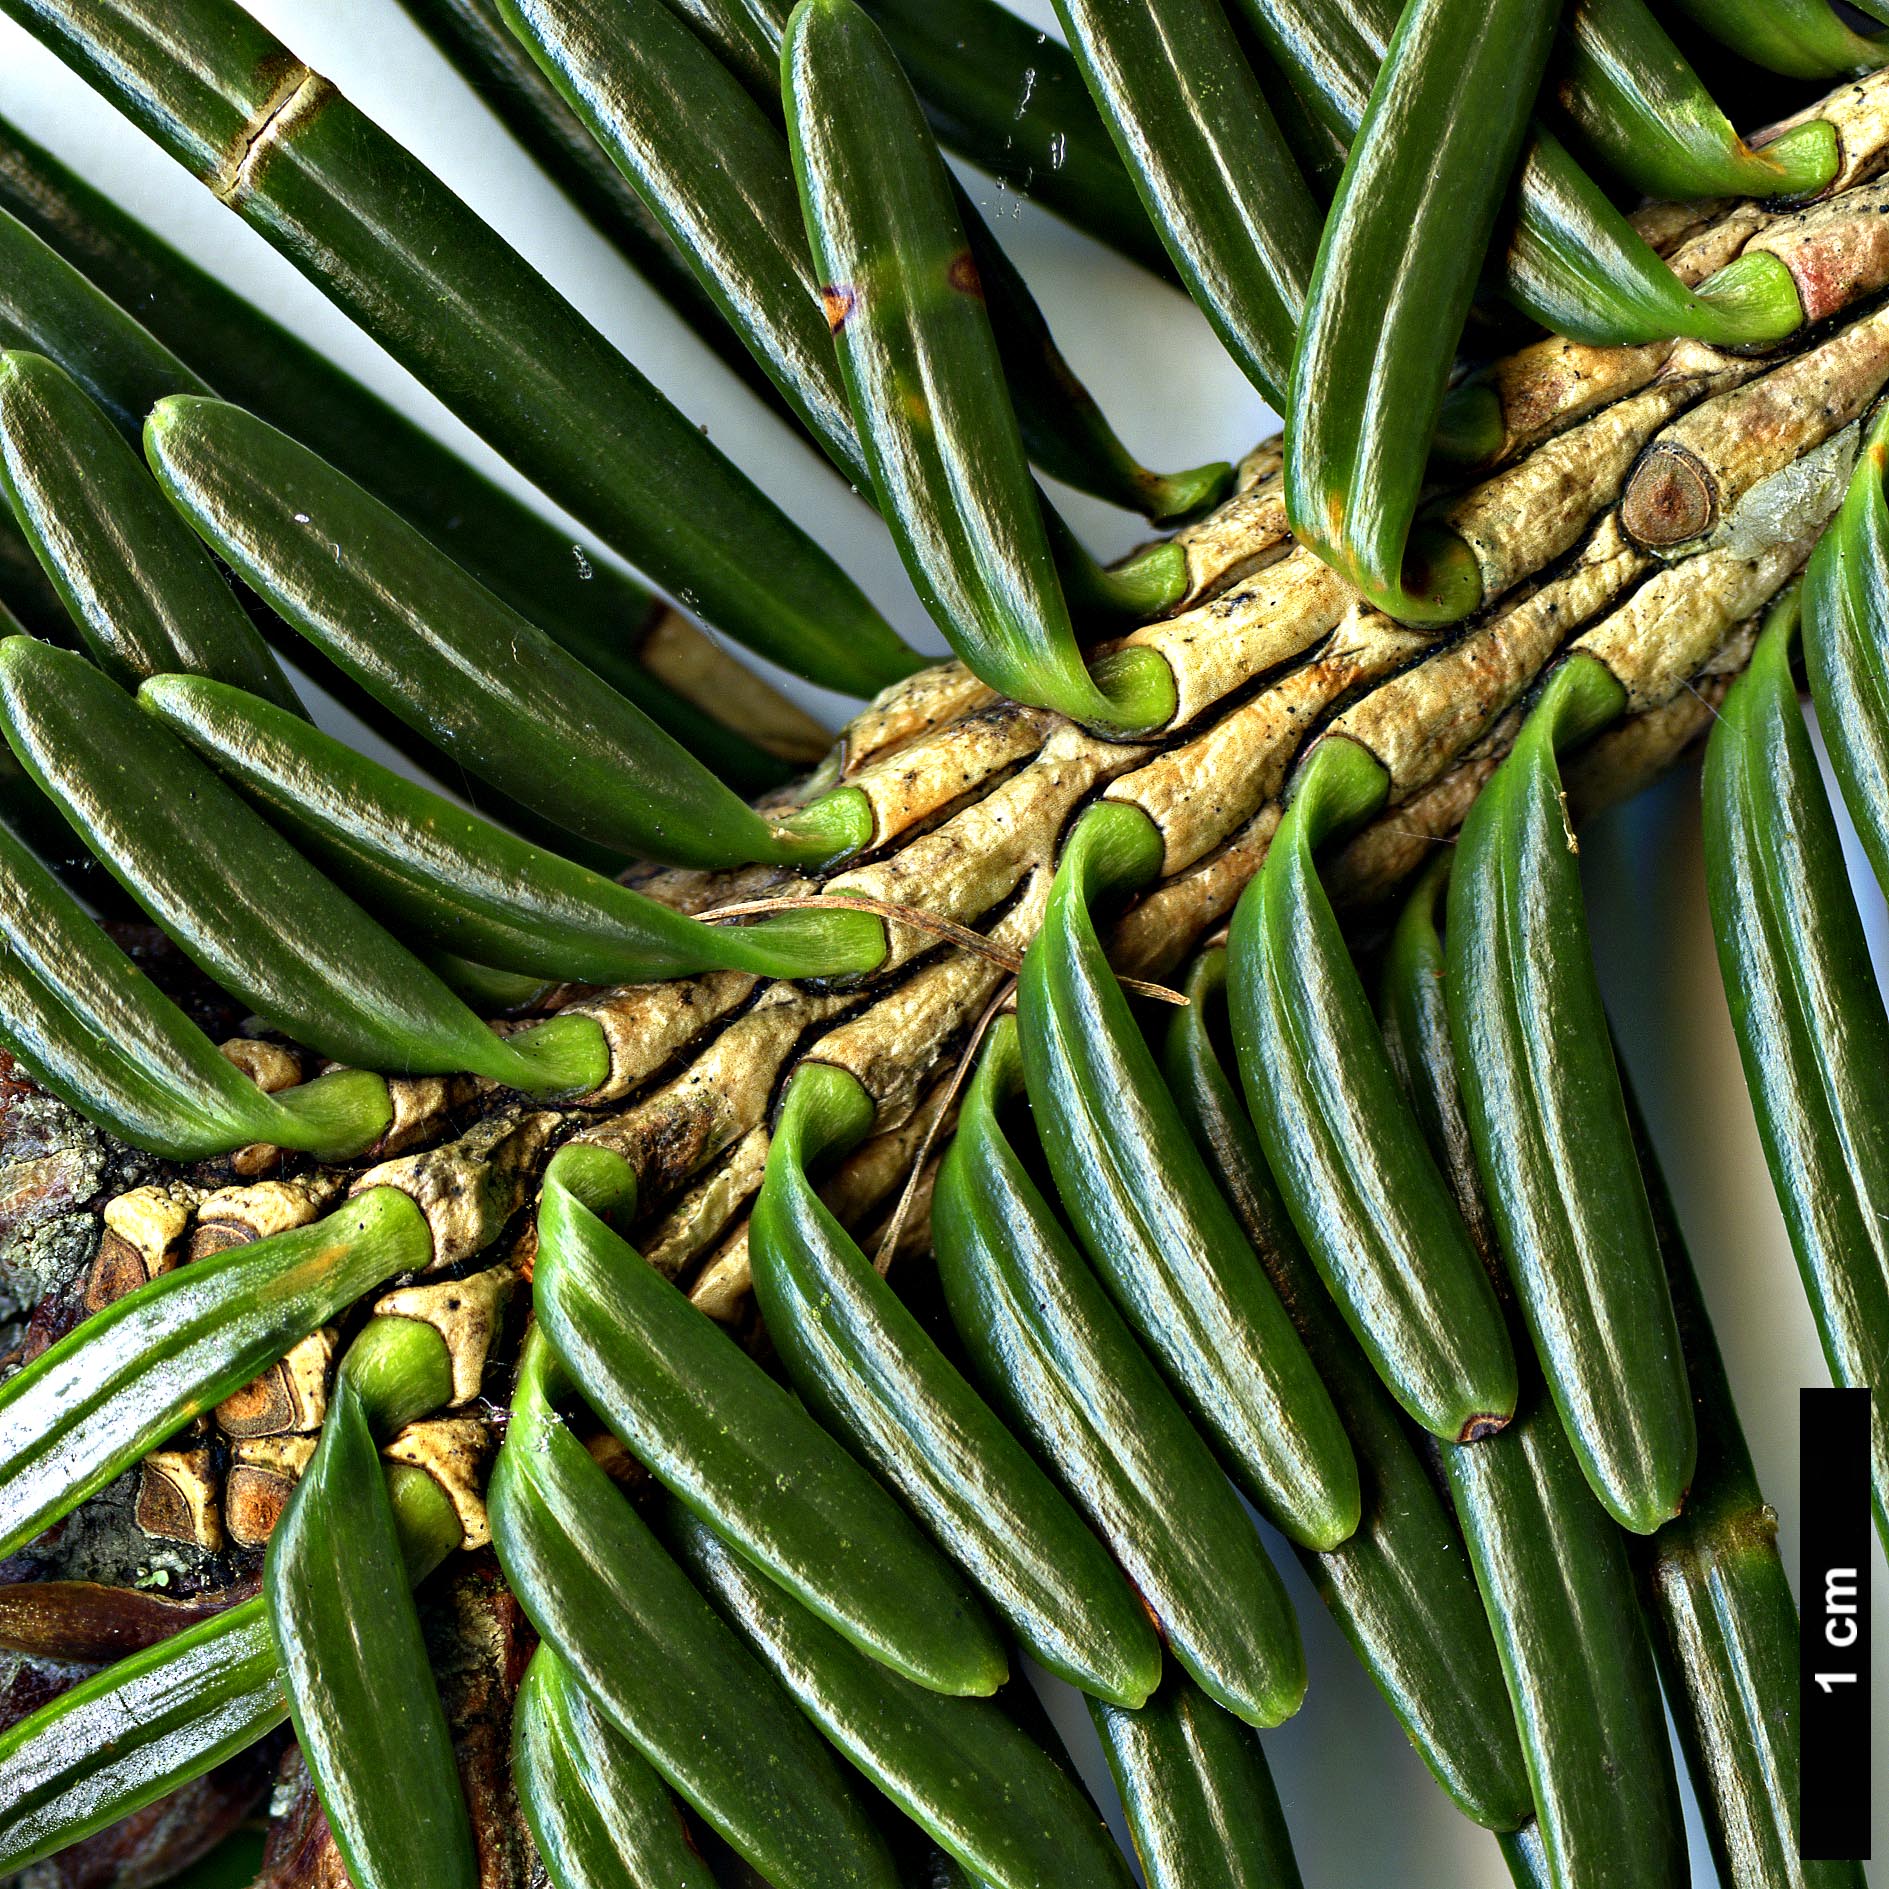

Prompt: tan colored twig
xmin=873 ymin=980 xmax=1018 ymax=1274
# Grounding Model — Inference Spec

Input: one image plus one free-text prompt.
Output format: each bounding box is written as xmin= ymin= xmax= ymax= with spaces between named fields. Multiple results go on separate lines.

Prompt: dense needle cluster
xmin=0 ymin=0 xmax=1882 ymax=1886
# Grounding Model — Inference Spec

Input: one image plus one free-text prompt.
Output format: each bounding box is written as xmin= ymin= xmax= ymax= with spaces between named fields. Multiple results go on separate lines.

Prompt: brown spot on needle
xmin=945 ymin=250 xmax=984 ymax=299
xmin=207 ymin=64 xmax=336 ymax=208
xmin=821 ymin=283 xmax=858 ymax=333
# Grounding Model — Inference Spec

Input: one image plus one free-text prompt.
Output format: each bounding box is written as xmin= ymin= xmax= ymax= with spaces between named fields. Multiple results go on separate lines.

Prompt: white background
xmin=0 ymin=2 xmax=1884 ymax=1881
